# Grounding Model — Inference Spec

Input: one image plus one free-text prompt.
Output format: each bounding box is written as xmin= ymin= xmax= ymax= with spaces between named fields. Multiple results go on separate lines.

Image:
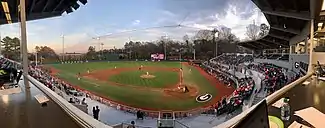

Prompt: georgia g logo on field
xmin=196 ymin=93 xmax=212 ymax=102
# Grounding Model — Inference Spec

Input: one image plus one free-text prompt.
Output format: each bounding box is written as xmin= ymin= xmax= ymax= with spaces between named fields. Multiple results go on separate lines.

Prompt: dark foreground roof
xmin=0 ymin=0 xmax=87 ymax=25
xmin=239 ymin=0 xmax=323 ymax=50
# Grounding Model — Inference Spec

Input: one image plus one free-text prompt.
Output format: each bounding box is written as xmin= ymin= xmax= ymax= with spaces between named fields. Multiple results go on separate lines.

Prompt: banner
xmin=151 ymin=53 xmax=164 ymax=60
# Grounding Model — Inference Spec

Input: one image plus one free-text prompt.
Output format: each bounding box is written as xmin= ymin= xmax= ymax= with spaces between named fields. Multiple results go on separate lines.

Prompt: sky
xmin=0 ymin=0 xmax=268 ymax=53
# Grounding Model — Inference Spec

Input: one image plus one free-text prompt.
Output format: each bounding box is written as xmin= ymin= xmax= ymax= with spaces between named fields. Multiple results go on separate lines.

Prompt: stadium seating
xmin=201 ymin=58 xmax=254 ymax=116
xmin=201 ymin=53 xmax=299 ymax=118
xmin=212 ymin=54 xmax=253 ymax=65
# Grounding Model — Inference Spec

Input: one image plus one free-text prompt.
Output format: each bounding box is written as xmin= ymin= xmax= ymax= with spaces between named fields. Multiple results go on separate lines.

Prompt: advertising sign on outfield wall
xmin=151 ymin=53 xmax=164 ymax=60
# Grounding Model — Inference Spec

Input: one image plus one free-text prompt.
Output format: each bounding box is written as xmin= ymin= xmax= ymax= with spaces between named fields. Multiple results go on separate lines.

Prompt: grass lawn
xmin=48 ymin=61 xmax=218 ymax=110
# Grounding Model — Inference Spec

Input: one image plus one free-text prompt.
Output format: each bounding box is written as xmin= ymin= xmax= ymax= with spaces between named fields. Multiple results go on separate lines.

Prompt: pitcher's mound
xmin=164 ymin=85 xmax=198 ymax=98
xmin=140 ymin=74 xmax=156 ymax=79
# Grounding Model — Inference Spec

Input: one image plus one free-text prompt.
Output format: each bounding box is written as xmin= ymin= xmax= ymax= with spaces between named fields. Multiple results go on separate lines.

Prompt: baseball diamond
xmin=47 ymin=61 xmax=234 ymax=111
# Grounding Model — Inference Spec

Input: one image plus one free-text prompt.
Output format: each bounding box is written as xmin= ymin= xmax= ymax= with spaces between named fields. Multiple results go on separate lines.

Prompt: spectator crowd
xmin=201 ymin=60 xmax=254 ymax=116
xmin=213 ymin=54 xmax=253 ymax=65
xmin=247 ymin=63 xmax=299 ymax=95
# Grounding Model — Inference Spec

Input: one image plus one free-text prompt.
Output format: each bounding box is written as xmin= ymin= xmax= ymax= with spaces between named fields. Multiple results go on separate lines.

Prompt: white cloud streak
xmin=132 ymin=20 xmax=141 ymax=25
xmin=0 ymin=0 xmax=268 ymax=53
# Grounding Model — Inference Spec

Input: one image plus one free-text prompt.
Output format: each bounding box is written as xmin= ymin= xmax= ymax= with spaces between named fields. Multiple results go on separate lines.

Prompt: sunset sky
xmin=0 ymin=0 xmax=268 ymax=53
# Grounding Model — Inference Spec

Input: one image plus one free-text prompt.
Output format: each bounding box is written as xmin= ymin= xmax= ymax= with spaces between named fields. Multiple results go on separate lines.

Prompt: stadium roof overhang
xmin=239 ymin=0 xmax=323 ymax=50
xmin=0 ymin=0 xmax=87 ymax=25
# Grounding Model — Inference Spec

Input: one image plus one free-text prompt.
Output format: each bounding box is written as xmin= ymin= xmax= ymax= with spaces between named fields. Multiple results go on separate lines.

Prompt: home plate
xmin=34 ymin=94 xmax=50 ymax=104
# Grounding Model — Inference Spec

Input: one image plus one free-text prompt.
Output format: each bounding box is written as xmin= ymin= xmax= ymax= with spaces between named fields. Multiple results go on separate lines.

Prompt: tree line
xmin=0 ymin=23 xmax=268 ymax=62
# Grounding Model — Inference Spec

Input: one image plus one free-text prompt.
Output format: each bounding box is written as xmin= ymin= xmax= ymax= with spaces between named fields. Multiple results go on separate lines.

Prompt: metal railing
xmin=214 ymin=73 xmax=313 ymax=128
xmin=112 ymin=123 xmax=151 ymax=128
xmin=174 ymin=120 xmax=189 ymax=128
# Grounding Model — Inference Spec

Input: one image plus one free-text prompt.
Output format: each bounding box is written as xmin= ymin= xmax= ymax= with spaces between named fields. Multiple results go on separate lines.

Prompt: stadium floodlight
xmin=215 ymin=31 xmax=219 ymax=38
xmin=318 ymin=23 xmax=323 ymax=27
xmin=5 ymin=13 xmax=11 ymax=20
xmin=1 ymin=2 xmax=9 ymax=13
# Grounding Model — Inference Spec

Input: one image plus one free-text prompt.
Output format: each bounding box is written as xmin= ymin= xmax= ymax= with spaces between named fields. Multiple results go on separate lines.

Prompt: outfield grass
xmin=49 ymin=61 xmax=218 ymax=110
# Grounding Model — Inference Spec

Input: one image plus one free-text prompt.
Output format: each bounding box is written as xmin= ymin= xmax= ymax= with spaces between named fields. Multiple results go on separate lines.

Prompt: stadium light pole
xmin=96 ymin=37 xmax=100 ymax=51
xmin=19 ymin=0 xmax=30 ymax=88
xmin=163 ymin=34 xmax=168 ymax=60
xmin=61 ymin=34 xmax=65 ymax=62
xmin=101 ymin=43 xmax=104 ymax=59
xmin=212 ymin=29 xmax=219 ymax=57
xmin=35 ymin=51 xmax=38 ymax=66
xmin=193 ymin=48 xmax=196 ymax=60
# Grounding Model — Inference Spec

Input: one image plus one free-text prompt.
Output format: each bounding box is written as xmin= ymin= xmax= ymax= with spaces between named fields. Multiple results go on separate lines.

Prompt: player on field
xmin=77 ymin=72 xmax=81 ymax=80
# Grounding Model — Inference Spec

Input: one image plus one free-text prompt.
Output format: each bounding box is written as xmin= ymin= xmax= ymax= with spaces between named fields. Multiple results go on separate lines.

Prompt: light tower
xmin=212 ymin=29 xmax=219 ymax=57
xmin=162 ymin=34 xmax=168 ymax=60
xmin=61 ymin=34 xmax=65 ymax=61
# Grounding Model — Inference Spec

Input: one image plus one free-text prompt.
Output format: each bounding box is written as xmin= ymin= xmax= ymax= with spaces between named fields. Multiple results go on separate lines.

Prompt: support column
xmin=20 ymin=0 xmax=30 ymax=88
xmin=289 ymin=45 xmax=293 ymax=54
xmin=0 ymin=28 xmax=2 ymax=55
xmin=305 ymin=38 xmax=308 ymax=54
xmin=308 ymin=19 xmax=314 ymax=73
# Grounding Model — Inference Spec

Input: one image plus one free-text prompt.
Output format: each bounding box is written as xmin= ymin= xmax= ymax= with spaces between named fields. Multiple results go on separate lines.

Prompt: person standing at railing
xmin=92 ymin=107 xmax=96 ymax=119
xmin=94 ymin=106 xmax=100 ymax=120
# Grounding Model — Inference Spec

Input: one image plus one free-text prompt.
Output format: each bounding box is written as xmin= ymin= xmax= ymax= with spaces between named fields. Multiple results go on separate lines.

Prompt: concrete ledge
xmin=27 ymin=75 xmax=112 ymax=128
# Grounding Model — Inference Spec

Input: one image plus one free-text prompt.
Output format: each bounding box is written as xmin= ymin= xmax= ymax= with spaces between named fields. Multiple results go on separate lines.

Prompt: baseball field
xmin=47 ymin=61 xmax=234 ymax=111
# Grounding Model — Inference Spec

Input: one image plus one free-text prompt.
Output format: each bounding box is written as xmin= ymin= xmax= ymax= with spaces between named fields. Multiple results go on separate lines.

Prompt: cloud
xmin=0 ymin=0 xmax=269 ymax=53
xmin=83 ymin=0 xmax=269 ymax=51
xmin=153 ymin=0 xmax=268 ymax=40
xmin=132 ymin=20 xmax=141 ymax=25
